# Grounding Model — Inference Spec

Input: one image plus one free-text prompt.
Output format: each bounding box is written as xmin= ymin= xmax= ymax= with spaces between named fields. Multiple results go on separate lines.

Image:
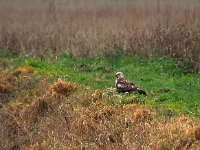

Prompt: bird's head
xmin=116 ymin=72 xmax=124 ymax=80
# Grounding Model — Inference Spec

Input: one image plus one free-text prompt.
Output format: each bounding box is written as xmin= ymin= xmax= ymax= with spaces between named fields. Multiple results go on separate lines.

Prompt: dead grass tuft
xmin=11 ymin=66 xmax=34 ymax=77
xmin=134 ymin=109 xmax=152 ymax=122
xmin=6 ymin=66 xmax=34 ymax=83
xmin=194 ymin=127 xmax=200 ymax=140
xmin=11 ymin=102 xmax=23 ymax=116
xmin=0 ymin=84 xmax=11 ymax=93
xmin=50 ymin=79 xmax=77 ymax=98
xmin=0 ymin=76 xmax=13 ymax=103
xmin=186 ymin=127 xmax=200 ymax=141
xmin=20 ymin=98 xmax=49 ymax=123
xmin=29 ymin=141 xmax=50 ymax=150
xmin=91 ymin=90 xmax=103 ymax=101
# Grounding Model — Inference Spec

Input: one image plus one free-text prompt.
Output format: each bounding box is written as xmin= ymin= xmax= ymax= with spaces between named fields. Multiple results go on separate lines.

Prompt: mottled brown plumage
xmin=115 ymin=72 xmax=146 ymax=95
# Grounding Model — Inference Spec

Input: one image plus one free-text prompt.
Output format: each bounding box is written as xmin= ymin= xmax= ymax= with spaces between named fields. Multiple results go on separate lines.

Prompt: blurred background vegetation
xmin=0 ymin=0 xmax=200 ymax=72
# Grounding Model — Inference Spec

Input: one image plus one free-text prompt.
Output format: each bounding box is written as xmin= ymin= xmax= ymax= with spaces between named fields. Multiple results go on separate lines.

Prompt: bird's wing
xmin=116 ymin=80 xmax=138 ymax=92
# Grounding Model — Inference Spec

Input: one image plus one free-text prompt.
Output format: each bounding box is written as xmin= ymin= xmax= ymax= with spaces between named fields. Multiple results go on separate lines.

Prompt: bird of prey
xmin=115 ymin=72 xmax=147 ymax=95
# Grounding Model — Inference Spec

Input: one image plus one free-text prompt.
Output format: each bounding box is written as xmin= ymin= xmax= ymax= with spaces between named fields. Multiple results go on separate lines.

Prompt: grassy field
xmin=2 ymin=52 xmax=200 ymax=115
xmin=1 ymin=52 xmax=200 ymax=149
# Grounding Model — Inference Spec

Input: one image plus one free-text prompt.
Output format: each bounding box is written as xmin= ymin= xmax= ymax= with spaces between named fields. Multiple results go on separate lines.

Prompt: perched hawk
xmin=115 ymin=72 xmax=147 ymax=95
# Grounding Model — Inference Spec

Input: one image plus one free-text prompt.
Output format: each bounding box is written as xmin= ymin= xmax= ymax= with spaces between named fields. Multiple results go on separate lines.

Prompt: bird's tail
xmin=137 ymin=89 xmax=147 ymax=96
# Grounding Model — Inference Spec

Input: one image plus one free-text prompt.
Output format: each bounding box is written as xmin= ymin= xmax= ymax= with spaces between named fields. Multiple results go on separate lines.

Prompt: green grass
xmin=1 ymin=52 xmax=200 ymax=117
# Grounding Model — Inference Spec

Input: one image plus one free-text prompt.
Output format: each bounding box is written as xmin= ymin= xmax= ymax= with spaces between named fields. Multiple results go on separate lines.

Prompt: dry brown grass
xmin=0 ymin=0 xmax=200 ymax=71
xmin=11 ymin=67 xmax=34 ymax=76
xmin=50 ymin=78 xmax=77 ymax=98
xmin=1 ymin=58 xmax=200 ymax=149
xmin=0 ymin=65 xmax=49 ymax=106
xmin=0 ymin=84 xmax=11 ymax=93
xmin=20 ymin=98 xmax=49 ymax=123
xmin=0 ymin=79 xmax=200 ymax=150
xmin=1 ymin=66 xmax=199 ymax=149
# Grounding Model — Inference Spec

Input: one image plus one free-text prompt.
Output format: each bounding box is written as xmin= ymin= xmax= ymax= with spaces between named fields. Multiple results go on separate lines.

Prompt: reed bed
xmin=0 ymin=0 xmax=200 ymax=71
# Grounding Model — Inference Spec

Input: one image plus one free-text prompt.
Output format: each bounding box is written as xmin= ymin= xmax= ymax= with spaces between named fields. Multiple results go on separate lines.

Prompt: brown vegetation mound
xmin=0 ymin=85 xmax=11 ymax=93
xmin=0 ymin=67 xmax=200 ymax=149
xmin=10 ymin=67 xmax=34 ymax=77
xmin=50 ymin=79 xmax=77 ymax=98
xmin=20 ymin=98 xmax=49 ymax=123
